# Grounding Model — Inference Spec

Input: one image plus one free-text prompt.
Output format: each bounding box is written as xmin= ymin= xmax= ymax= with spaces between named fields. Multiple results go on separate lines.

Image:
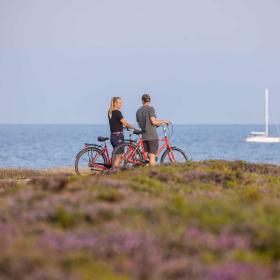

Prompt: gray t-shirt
xmin=136 ymin=105 xmax=158 ymax=140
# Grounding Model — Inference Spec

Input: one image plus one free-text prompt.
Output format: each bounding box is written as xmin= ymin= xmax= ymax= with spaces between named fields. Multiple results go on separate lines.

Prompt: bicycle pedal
xmin=138 ymin=160 xmax=148 ymax=165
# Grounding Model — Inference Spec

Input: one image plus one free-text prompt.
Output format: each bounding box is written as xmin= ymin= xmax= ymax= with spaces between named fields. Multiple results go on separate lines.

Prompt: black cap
xmin=142 ymin=94 xmax=151 ymax=101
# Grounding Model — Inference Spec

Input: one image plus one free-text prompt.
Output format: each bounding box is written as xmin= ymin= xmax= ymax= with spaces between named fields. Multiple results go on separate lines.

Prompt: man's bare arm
xmin=150 ymin=116 xmax=170 ymax=126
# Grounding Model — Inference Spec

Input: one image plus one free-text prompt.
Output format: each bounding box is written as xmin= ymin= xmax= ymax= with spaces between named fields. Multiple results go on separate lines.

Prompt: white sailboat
xmin=246 ymin=89 xmax=280 ymax=143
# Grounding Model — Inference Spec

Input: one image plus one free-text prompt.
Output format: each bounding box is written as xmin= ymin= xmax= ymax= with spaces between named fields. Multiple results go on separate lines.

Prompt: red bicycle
xmin=112 ymin=124 xmax=188 ymax=167
xmin=75 ymin=137 xmax=112 ymax=175
xmin=75 ymin=132 xmax=138 ymax=175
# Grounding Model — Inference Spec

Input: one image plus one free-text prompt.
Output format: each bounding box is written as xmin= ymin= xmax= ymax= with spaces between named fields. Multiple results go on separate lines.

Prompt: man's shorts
xmin=143 ymin=140 xmax=159 ymax=155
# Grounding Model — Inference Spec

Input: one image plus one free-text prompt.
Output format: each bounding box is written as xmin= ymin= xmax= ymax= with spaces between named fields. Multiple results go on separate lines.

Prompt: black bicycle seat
xmin=133 ymin=130 xmax=145 ymax=135
xmin=98 ymin=136 xmax=109 ymax=142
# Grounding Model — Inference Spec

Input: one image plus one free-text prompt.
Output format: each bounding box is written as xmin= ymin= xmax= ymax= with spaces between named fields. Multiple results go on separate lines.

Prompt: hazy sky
xmin=0 ymin=0 xmax=280 ymax=124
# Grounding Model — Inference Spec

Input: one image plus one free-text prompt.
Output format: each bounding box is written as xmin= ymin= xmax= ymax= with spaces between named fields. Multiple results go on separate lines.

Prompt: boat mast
xmin=265 ymin=89 xmax=269 ymax=136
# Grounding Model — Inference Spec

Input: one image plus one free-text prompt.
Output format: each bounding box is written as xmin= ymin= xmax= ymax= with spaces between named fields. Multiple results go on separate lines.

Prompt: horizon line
xmin=0 ymin=123 xmax=278 ymax=126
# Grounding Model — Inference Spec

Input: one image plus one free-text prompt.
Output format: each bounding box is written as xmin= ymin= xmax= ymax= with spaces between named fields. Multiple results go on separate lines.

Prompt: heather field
xmin=1 ymin=161 xmax=280 ymax=280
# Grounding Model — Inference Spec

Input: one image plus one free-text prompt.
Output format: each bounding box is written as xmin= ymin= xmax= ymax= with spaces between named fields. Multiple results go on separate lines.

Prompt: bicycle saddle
xmin=98 ymin=136 xmax=109 ymax=142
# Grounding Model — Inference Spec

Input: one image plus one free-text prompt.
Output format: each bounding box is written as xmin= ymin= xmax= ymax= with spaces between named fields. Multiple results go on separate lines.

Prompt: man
xmin=136 ymin=94 xmax=170 ymax=166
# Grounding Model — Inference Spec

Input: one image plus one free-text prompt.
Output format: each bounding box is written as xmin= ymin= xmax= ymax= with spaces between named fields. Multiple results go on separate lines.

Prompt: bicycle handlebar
xmin=124 ymin=122 xmax=173 ymax=138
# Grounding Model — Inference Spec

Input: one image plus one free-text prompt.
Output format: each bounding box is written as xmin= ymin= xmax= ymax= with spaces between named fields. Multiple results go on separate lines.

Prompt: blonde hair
xmin=108 ymin=97 xmax=121 ymax=119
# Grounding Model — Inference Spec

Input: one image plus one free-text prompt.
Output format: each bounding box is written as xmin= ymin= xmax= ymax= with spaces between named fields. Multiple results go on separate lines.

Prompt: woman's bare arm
xmin=120 ymin=118 xmax=134 ymax=129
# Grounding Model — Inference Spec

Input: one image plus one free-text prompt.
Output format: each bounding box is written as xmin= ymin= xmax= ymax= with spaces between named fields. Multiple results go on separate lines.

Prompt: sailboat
xmin=246 ymin=89 xmax=280 ymax=143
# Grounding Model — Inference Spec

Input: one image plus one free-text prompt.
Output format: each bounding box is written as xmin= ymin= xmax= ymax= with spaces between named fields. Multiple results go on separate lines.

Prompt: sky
xmin=0 ymin=0 xmax=280 ymax=124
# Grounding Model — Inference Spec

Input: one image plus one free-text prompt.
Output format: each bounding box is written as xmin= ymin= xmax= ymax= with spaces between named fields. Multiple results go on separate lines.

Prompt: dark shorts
xmin=143 ymin=140 xmax=159 ymax=155
xmin=110 ymin=133 xmax=124 ymax=154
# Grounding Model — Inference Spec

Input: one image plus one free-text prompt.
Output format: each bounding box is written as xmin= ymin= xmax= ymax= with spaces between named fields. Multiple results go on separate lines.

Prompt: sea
xmin=1 ymin=124 xmax=280 ymax=169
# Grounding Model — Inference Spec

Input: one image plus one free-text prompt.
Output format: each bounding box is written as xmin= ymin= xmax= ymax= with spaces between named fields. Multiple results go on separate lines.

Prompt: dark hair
xmin=142 ymin=94 xmax=151 ymax=103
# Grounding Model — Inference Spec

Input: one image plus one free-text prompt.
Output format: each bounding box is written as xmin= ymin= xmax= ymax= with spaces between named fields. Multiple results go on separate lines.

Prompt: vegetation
xmin=1 ymin=160 xmax=280 ymax=279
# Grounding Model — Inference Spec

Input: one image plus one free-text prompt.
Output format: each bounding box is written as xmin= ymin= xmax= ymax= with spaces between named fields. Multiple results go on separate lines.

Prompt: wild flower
xmin=185 ymin=227 xmax=250 ymax=252
xmin=0 ymin=161 xmax=280 ymax=279
xmin=208 ymin=263 xmax=272 ymax=280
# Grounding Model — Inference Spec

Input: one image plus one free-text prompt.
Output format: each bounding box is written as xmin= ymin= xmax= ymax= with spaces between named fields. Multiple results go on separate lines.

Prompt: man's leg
xmin=148 ymin=140 xmax=159 ymax=166
xmin=143 ymin=141 xmax=149 ymax=162
xmin=149 ymin=153 xmax=157 ymax=166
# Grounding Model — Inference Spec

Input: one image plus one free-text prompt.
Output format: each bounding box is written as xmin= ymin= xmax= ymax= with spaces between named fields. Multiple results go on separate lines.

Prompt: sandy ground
xmin=0 ymin=167 xmax=76 ymax=189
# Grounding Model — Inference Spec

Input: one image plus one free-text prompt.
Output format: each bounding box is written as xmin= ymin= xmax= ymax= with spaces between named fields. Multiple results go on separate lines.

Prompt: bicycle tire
xmin=75 ymin=147 xmax=108 ymax=175
xmin=160 ymin=146 xmax=188 ymax=165
xmin=112 ymin=142 xmax=144 ymax=168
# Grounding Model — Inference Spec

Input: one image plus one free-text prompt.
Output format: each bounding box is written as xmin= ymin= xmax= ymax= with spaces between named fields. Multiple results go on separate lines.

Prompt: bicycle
xmin=75 ymin=136 xmax=112 ymax=175
xmin=74 ymin=132 xmax=138 ymax=175
xmin=112 ymin=124 xmax=188 ymax=167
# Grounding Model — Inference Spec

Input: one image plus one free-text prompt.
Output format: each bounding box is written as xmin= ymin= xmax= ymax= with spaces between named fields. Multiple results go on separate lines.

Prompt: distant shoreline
xmin=1 ymin=123 xmax=280 ymax=126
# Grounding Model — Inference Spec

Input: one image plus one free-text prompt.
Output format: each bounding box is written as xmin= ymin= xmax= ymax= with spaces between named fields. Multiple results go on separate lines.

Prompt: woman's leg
xmin=111 ymin=134 xmax=124 ymax=168
xmin=113 ymin=155 xmax=122 ymax=168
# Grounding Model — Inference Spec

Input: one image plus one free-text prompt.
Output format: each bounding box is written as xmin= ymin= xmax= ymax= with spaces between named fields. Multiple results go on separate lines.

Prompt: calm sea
xmin=1 ymin=124 xmax=280 ymax=169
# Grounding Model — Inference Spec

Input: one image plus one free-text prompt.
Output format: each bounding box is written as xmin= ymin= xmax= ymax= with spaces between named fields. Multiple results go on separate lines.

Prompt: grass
xmin=0 ymin=160 xmax=280 ymax=279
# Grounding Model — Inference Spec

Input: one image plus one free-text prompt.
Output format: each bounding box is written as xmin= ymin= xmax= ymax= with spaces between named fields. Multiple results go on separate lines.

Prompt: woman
xmin=108 ymin=97 xmax=134 ymax=168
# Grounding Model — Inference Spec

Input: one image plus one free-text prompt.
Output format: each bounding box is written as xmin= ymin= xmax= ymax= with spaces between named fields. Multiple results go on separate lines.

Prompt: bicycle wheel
xmin=75 ymin=147 xmax=108 ymax=175
xmin=112 ymin=142 xmax=144 ymax=168
xmin=160 ymin=147 xmax=188 ymax=165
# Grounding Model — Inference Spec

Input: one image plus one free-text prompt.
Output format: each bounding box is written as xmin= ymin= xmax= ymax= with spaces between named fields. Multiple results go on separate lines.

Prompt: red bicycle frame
xmin=85 ymin=141 xmax=112 ymax=171
xmin=123 ymin=126 xmax=177 ymax=164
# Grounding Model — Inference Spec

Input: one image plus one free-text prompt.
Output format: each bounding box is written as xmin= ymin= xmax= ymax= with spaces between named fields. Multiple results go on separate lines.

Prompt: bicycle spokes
xmin=114 ymin=143 xmax=143 ymax=168
xmin=161 ymin=147 xmax=187 ymax=165
xmin=168 ymin=151 xmax=176 ymax=163
xmin=76 ymin=148 xmax=107 ymax=175
xmin=121 ymin=148 xmax=136 ymax=165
